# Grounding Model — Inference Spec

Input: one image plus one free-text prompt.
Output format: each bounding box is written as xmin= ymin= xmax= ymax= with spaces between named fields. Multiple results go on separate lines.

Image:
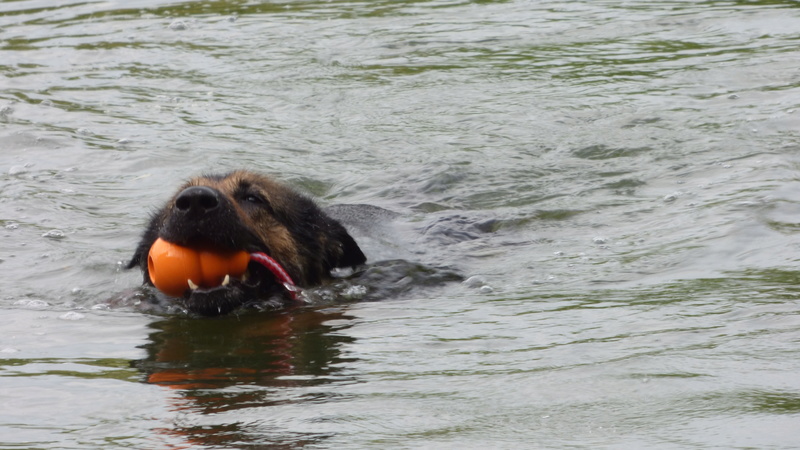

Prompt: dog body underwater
xmin=127 ymin=170 xmax=367 ymax=316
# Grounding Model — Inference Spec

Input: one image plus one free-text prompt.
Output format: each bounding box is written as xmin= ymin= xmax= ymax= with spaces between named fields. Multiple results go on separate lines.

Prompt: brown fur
xmin=128 ymin=170 xmax=366 ymax=315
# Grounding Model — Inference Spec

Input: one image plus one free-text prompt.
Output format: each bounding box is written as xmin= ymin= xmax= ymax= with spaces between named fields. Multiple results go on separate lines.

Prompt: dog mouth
xmin=147 ymin=240 xmax=301 ymax=316
xmin=182 ymin=259 xmax=258 ymax=295
xmin=175 ymin=260 xmax=262 ymax=315
xmin=181 ymin=253 xmax=298 ymax=296
xmin=180 ymin=256 xmax=299 ymax=316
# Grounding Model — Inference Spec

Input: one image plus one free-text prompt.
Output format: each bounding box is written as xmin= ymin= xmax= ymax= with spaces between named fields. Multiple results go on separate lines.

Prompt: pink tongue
xmin=249 ymin=252 xmax=301 ymax=301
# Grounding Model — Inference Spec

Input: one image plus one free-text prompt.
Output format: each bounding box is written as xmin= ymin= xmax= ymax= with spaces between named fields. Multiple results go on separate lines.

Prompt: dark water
xmin=2 ymin=0 xmax=800 ymax=448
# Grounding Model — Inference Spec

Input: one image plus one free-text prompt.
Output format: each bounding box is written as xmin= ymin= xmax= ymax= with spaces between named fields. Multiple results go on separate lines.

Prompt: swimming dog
xmin=127 ymin=170 xmax=366 ymax=315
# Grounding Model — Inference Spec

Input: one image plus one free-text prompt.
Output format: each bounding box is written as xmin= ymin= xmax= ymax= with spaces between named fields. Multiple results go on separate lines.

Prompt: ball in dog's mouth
xmin=147 ymin=237 xmax=250 ymax=298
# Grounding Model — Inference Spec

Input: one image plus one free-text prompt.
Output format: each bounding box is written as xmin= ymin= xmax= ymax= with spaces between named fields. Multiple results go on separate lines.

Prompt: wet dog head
xmin=128 ymin=170 xmax=366 ymax=315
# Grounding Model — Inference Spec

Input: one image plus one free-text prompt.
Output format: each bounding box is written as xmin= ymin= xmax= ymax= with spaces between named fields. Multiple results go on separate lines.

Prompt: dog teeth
xmin=222 ymin=274 xmax=231 ymax=286
xmin=188 ymin=279 xmax=199 ymax=290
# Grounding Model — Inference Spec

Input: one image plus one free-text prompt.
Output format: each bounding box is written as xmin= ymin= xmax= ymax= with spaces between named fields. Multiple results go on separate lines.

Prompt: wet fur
xmin=128 ymin=170 xmax=366 ymax=315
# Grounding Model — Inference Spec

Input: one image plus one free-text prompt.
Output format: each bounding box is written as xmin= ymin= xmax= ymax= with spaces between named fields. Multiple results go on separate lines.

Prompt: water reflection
xmin=132 ymin=307 xmax=356 ymax=446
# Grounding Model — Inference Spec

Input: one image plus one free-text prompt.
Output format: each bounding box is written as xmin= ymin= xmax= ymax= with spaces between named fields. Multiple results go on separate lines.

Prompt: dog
xmin=127 ymin=170 xmax=367 ymax=316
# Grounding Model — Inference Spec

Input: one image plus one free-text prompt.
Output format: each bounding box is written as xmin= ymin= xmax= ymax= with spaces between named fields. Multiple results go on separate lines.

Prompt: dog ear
xmin=283 ymin=193 xmax=367 ymax=271
xmin=126 ymin=213 xmax=161 ymax=279
xmin=317 ymin=213 xmax=366 ymax=271
xmin=332 ymin=226 xmax=367 ymax=269
xmin=127 ymin=239 xmax=151 ymax=270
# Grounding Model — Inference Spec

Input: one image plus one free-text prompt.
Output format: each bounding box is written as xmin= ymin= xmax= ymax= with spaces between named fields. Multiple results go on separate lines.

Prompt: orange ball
xmin=147 ymin=238 xmax=250 ymax=297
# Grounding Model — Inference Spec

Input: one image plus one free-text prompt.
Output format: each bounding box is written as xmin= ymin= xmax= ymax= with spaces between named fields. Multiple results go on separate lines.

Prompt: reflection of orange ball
xmin=147 ymin=238 xmax=250 ymax=297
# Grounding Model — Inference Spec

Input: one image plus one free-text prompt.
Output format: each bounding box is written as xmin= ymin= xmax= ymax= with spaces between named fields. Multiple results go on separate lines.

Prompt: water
xmin=2 ymin=0 xmax=800 ymax=447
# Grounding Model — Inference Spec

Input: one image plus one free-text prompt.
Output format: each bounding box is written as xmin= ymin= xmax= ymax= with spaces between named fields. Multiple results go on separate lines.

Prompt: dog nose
xmin=174 ymin=186 xmax=220 ymax=214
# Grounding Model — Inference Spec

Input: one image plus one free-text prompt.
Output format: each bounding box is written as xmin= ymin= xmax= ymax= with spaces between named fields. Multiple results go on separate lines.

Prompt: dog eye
xmin=244 ymin=194 xmax=266 ymax=205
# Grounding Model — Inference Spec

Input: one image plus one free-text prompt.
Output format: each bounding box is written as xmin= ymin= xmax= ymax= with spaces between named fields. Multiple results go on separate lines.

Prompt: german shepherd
xmin=127 ymin=170 xmax=366 ymax=316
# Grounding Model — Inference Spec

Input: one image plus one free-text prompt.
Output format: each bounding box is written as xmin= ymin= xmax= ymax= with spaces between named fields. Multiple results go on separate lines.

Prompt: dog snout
xmin=175 ymin=186 xmax=221 ymax=215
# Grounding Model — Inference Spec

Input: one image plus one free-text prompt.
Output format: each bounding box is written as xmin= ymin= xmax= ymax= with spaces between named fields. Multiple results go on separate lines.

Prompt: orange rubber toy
xmin=147 ymin=238 xmax=250 ymax=297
